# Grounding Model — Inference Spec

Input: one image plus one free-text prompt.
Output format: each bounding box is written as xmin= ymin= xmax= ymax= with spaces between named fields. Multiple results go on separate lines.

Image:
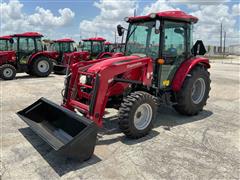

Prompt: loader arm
xmin=64 ymin=56 xmax=153 ymax=127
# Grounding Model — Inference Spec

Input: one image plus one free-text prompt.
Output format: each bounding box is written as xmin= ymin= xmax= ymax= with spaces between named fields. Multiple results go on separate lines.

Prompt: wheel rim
xmin=37 ymin=60 xmax=49 ymax=73
xmin=134 ymin=103 xmax=153 ymax=130
xmin=191 ymin=78 xmax=206 ymax=104
xmin=3 ymin=68 xmax=13 ymax=78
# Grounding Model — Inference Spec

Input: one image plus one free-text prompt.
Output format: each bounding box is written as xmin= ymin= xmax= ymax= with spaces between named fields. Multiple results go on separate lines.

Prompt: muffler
xmin=17 ymin=98 xmax=97 ymax=161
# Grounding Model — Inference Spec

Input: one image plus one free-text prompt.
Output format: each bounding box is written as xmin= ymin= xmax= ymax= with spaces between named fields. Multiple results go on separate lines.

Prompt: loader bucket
xmin=17 ymin=98 xmax=98 ymax=161
xmin=53 ymin=65 xmax=67 ymax=75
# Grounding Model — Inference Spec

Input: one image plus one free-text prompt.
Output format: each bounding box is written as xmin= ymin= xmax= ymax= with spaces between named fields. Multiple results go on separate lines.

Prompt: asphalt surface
xmin=0 ymin=61 xmax=240 ymax=179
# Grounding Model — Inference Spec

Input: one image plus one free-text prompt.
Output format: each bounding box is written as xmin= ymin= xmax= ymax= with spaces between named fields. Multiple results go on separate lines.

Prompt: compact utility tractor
xmin=18 ymin=11 xmax=210 ymax=161
xmin=104 ymin=41 xmax=125 ymax=53
xmin=48 ymin=38 xmax=89 ymax=74
xmin=0 ymin=32 xmax=54 ymax=80
xmin=81 ymin=37 xmax=116 ymax=59
xmin=0 ymin=36 xmax=13 ymax=51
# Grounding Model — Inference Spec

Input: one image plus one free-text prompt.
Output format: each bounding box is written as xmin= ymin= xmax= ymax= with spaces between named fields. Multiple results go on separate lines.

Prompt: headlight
xmin=149 ymin=13 xmax=156 ymax=19
xmin=80 ymin=75 xmax=87 ymax=84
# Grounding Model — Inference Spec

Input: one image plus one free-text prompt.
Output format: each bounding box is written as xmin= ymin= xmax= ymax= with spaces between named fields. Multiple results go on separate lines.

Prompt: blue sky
xmin=1 ymin=0 xmax=239 ymax=45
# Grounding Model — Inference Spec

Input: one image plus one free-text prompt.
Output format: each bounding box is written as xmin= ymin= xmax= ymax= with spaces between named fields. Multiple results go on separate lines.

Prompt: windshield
xmin=125 ymin=21 xmax=160 ymax=59
xmin=0 ymin=39 xmax=13 ymax=51
xmin=82 ymin=41 xmax=91 ymax=52
xmin=49 ymin=43 xmax=60 ymax=52
xmin=50 ymin=42 xmax=74 ymax=52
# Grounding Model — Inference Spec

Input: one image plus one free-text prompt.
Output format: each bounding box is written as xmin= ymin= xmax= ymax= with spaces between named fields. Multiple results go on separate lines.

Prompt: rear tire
xmin=0 ymin=64 xmax=16 ymax=80
xmin=119 ymin=91 xmax=157 ymax=139
xmin=32 ymin=57 xmax=53 ymax=77
xmin=173 ymin=66 xmax=210 ymax=115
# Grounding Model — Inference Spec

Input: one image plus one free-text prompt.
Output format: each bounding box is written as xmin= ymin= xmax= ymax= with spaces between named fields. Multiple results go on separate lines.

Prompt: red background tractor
xmin=0 ymin=32 xmax=54 ymax=80
xmin=48 ymin=38 xmax=89 ymax=74
xmin=18 ymin=11 xmax=211 ymax=161
xmin=0 ymin=35 xmax=14 ymax=51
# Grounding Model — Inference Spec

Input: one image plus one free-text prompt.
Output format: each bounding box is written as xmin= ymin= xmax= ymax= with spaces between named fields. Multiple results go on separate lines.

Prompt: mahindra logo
xmin=127 ymin=62 xmax=142 ymax=68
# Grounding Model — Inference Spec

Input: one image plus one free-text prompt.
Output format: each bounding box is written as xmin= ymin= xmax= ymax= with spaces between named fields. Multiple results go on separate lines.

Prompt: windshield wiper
xmin=126 ymin=25 xmax=138 ymax=42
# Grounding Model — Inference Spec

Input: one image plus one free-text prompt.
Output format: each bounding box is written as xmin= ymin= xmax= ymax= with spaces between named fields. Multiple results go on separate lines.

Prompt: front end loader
xmin=18 ymin=11 xmax=211 ymax=161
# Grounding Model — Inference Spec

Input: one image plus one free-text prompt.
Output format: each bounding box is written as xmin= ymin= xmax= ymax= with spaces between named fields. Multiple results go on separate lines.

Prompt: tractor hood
xmin=0 ymin=51 xmax=16 ymax=65
xmin=87 ymin=55 xmax=140 ymax=73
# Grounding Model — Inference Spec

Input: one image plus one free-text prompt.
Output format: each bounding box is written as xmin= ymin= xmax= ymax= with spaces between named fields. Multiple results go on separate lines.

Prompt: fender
xmin=112 ymin=52 xmax=124 ymax=58
xmin=28 ymin=51 xmax=59 ymax=64
xmin=172 ymin=57 xmax=210 ymax=92
xmin=97 ymin=52 xmax=113 ymax=59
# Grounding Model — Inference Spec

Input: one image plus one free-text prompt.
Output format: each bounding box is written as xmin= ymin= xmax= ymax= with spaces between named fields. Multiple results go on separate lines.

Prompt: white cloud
xmin=142 ymin=0 xmax=178 ymax=14
xmin=0 ymin=0 xmax=75 ymax=36
xmin=169 ymin=0 xmax=229 ymax=5
xmin=191 ymin=4 xmax=239 ymax=45
xmin=79 ymin=0 xmax=137 ymax=42
xmin=232 ymin=4 xmax=240 ymax=16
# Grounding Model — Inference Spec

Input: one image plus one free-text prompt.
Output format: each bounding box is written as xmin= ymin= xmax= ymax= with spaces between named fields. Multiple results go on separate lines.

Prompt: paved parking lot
xmin=1 ymin=61 xmax=240 ymax=179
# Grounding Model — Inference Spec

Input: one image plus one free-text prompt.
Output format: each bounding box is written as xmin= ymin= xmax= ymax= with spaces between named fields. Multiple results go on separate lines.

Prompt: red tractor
xmin=18 ymin=11 xmax=210 ymax=161
xmin=0 ymin=32 xmax=54 ymax=80
xmin=104 ymin=41 xmax=125 ymax=53
xmin=81 ymin=37 xmax=116 ymax=59
xmin=48 ymin=38 xmax=89 ymax=74
xmin=0 ymin=35 xmax=13 ymax=51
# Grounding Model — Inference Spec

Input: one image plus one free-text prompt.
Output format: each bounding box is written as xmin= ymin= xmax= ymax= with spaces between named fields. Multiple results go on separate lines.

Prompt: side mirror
xmin=9 ymin=38 xmax=14 ymax=44
xmin=117 ymin=25 xmax=124 ymax=36
xmin=192 ymin=40 xmax=207 ymax=56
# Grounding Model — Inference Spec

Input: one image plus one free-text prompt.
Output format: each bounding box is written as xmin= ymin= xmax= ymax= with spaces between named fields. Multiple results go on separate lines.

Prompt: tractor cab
xmin=0 ymin=36 xmax=14 ymax=51
xmin=104 ymin=42 xmax=115 ymax=52
xmin=118 ymin=11 xmax=206 ymax=88
xmin=50 ymin=38 xmax=75 ymax=54
xmin=82 ymin=37 xmax=106 ymax=59
xmin=11 ymin=32 xmax=44 ymax=64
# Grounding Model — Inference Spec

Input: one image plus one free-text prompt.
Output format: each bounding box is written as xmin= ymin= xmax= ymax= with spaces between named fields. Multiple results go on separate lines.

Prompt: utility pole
xmin=223 ymin=31 xmax=226 ymax=57
xmin=115 ymin=30 xmax=116 ymax=44
xmin=220 ymin=22 xmax=222 ymax=54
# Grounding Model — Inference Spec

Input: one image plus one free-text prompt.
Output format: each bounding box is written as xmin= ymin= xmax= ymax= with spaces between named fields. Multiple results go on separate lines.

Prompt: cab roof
xmin=128 ymin=10 xmax=198 ymax=23
xmin=13 ymin=32 xmax=43 ymax=37
xmin=54 ymin=38 xmax=75 ymax=43
xmin=104 ymin=41 xmax=112 ymax=45
xmin=0 ymin=35 xmax=12 ymax=40
xmin=82 ymin=37 xmax=106 ymax=42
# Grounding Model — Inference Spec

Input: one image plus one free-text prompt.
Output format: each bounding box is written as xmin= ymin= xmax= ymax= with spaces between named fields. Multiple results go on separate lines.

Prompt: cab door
xmin=17 ymin=37 xmax=36 ymax=64
xmin=158 ymin=21 xmax=189 ymax=89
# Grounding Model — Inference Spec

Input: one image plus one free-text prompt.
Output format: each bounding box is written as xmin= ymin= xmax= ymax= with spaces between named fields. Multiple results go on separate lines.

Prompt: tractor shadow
xmin=97 ymin=105 xmax=213 ymax=145
xmin=19 ymin=128 xmax=101 ymax=177
xmin=15 ymin=75 xmax=55 ymax=80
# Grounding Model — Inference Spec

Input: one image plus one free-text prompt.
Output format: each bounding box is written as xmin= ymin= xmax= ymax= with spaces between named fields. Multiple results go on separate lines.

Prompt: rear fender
xmin=97 ymin=52 xmax=113 ymax=59
xmin=171 ymin=57 xmax=210 ymax=92
xmin=28 ymin=51 xmax=58 ymax=64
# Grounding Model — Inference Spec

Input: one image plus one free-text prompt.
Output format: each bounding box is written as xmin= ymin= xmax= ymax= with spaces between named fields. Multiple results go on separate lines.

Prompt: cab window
xmin=19 ymin=37 xmax=35 ymax=52
xmin=163 ymin=21 xmax=186 ymax=64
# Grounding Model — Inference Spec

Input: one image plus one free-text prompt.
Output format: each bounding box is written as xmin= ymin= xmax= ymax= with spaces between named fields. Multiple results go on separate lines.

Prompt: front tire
xmin=119 ymin=91 xmax=157 ymax=139
xmin=173 ymin=66 xmax=211 ymax=115
xmin=0 ymin=64 xmax=16 ymax=80
xmin=32 ymin=57 xmax=53 ymax=77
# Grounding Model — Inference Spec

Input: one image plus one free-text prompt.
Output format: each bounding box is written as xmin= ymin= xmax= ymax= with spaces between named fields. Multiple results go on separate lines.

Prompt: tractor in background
xmin=0 ymin=32 xmax=54 ymax=80
xmin=81 ymin=37 xmax=116 ymax=59
xmin=48 ymin=38 xmax=89 ymax=74
xmin=18 ymin=11 xmax=210 ymax=161
xmin=0 ymin=36 xmax=13 ymax=51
